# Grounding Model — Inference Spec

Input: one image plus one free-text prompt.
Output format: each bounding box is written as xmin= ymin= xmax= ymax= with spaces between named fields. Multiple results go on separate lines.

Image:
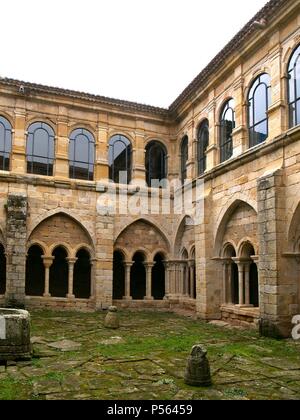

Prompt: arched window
xmin=197 ymin=120 xmax=209 ymax=175
xmin=248 ymin=73 xmax=271 ymax=148
xmin=69 ymin=129 xmax=95 ymax=181
xmin=27 ymin=122 xmax=55 ymax=176
xmin=180 ymin=136 xmax=188 ymax=184
xmin=220 ymin=99 xmax=235 ymax=163
xmin=145 ymin=141 xmax=167 ymax=187
xmin=0 ymin=116 xmax=12 ymax=171
xmin=108 ymin=135 xmax=132 ymax=184
xmin=288 ymin=44 xmax=300 ymax=128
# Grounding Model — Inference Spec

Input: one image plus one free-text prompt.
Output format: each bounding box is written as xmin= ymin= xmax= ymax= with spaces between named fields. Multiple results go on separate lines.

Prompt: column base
xmin=123 ymin=296 xmax=133 ymax=301
xmin=67 ymin=294 xmax=76 ymax=300
xmin=43 ymin=293 xmax=51 ymax=298
xmin=144 ymin=297 xmax=154 ymax=301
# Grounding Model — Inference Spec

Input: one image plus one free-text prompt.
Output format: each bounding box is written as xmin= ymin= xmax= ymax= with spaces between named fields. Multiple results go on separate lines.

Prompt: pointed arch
xmin=214 ymin=197 xmax=258 ymax=256
xmin=29 ymin=209 xmax=95 ymax=250
xmin=174 ymin=215 xmax=195 ymax=258
xmin=115 ymin=217 xmax=171 ymax=253
xmin=288 ymin=200 xmax=300 ymax=252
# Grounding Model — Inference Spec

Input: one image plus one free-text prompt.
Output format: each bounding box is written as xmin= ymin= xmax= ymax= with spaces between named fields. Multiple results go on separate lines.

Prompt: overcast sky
xmin=0 ymin=0 xmax=268 ymax=107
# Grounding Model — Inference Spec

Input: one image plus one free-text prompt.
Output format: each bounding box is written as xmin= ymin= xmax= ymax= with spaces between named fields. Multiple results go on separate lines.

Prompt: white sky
xmin=0 ymin=0 xmax=268 ymax=108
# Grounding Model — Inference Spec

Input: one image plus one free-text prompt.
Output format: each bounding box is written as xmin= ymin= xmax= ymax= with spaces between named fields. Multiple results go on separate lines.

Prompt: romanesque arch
xmin=173 ymin=216 xmax=196 ymax=299
xmin=26 ymin=212 xmax=94 ymax=299
xmin=114 ymin=219 xmax=169 ymax=301
xmin=215 ymin=199 xmax=259 ymax=307
xmin=214 ymin=199 xmax=258 ymax=256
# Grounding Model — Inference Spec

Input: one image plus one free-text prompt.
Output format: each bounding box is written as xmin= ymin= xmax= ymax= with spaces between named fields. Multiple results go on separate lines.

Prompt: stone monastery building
xmin=0 ymin=0 xmax=300 ymax=338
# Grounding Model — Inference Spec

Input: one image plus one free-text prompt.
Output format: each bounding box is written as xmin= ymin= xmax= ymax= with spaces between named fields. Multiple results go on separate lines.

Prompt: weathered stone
xmin=0 ymin=308 xmax=31 ymax=361
xmin=104 ymin=306 xmax=120 ymax=330
xmin=184 ymin=345 xmax=212 ymax=387
xmin=47 ymin=340 xmax=82 ymax=352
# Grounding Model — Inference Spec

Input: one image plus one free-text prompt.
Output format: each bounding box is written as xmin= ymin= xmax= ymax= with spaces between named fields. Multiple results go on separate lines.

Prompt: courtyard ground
xmin=0 ymin=310 xmax=300 ymax=400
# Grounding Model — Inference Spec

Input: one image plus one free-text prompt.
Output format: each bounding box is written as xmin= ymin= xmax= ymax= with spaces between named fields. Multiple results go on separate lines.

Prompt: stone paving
xmin=0 ymin=310 xmax=300 ymax=400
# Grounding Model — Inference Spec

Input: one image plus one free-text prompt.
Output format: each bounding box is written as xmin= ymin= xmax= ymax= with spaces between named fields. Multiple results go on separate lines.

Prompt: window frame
xmin=220 ymin=99 xmax=235 ymax=163
xmin=69 ymin=128 xmax=95 ymax=181
xmin=0 ymin=116 xmax=12 ymax=172
xmin=180 ymin=135 xmax=189 ymax=184
xmin=108 ymin=134 xmax=132 ymax=185
xmin=197 ymin=119 xmax=209 ymax=175
xmin=26 ymin=122 xmax=55 ymax=177
xmin=288 ymin=44 xmax=300 ymax=128
xmin=145 ymin=141 xmax=168 ymax=187
xmin=248 ymin=73 xmax=271 ymax=148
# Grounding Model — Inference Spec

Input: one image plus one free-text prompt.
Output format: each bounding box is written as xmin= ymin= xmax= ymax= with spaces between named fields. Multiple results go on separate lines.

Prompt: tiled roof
xmin=0 ymin=77 xmax=169 ymax=117
xmin=0 ymin=0 xmax=290 ymax=118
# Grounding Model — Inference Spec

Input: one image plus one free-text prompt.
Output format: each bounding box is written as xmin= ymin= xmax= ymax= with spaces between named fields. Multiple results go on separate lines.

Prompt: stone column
xmin=5 ymin=194 xmax=28 ymax=308
xmin=184 ymin=264 xmax=190 ymax=297
xmin=90 ymin=258 xmax=97 ymax=299
xmin=227 ymin=263 xmax=233 ymax=305
xmin=236 ymin=262 xmax=245 ymax=306
xmin=168 ymin=262 xmax=175 ymax=298
xmin=123 ymin=262 xmax=133 ymax=300
xmin=42 ymin=257 xmax=54 ymax=298
xmin=11 ymin=109 xmax=26 ymax=174
xmin=244 ymin=263 xmax=251 ymax=306
xmin=96 ymin=115 xmax=110 ymax=181
xmin=145 ymin=263 xmax=154 ymax=300
xmin=132 ymin=121 xmax=146 ymax=186
xmin=222 ymin=260 xmax=228 ymax=304
xmin=163 ymin=261 xmax=170 ymax=299
xmin=67 ymin=258 xmax=77 ymax=299
xmin=55 ymin=117 xmax=69 ymax=178
xmin=180 ymin=263 xmax=185 ymax=297
xmin=189 ymin=262 xmax=195 ymax=299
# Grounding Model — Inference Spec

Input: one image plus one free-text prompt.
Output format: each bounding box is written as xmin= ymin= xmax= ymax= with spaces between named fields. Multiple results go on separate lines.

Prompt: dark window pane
xmin=254 ymin=84 xmax=268 ymax=123
xmin=0 ymin=116 xmax=12 ymax=171
xmin=297 ymin=99 xmax=300 ymax=126
xmin=27 ymin=122 xmax=54 ymax=176
xmin=220 ymin=100 xmax=235 ymax=163
xmin=108 ymin=135 xmax=132 ymax=184
xmin=146 ymin=141 xmax=167 ymax=187
xmin=69 ymin=129 xmax=95 ymax=181
xmin=198 ymin=120 xmax=209 ymax=175
xmin=288 ymin=45 xmax=300 ymax=128
xmin=181 ymin=136 xmax=188 ymax=183
xmin=249 ymin=121 xmax=268 ymax=148
xmin=248 ymin=74 xmax=270 ymax=147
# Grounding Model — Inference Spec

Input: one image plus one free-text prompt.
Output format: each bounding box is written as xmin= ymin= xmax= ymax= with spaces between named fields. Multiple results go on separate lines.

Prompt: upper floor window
xmin=69 ymin=129 xmax=95 ymax=181
xmin=108 ymin=134 xmax=132 ymax=184
xmin=145 ymin=141 xmax=167 ymax=187
xmin=220 ymin=99 xmax=235 ymax=163
xmin=197 ymin=119 xmax=209 ymax=175
xmin=27 ymin=122 xmax=55 ymax=176
xmin=180 ymin=136 xmax=188 ymax=184
xmin=248 ymin=73 xmax=271 ymax=148
xmin=0 ymin=116 xmax=12 ymax=171
xmin=288 ymin=44 xmax=300 ymax=128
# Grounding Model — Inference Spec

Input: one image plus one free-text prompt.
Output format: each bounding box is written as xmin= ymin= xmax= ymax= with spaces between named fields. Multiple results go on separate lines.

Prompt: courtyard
xmin=0 ymin=310 xmax=300 ymax=400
